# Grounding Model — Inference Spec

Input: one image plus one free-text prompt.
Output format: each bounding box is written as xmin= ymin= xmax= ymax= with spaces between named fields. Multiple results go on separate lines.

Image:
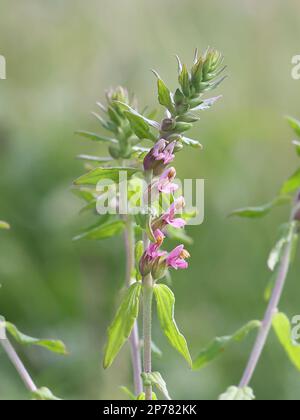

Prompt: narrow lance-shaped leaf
xmin=152 ymin=71 xmax=175 ymax=114
xmin=292 ymin=140 xmax=300 ymax=157
xmin=191 ymin=95 xmax=222 ymax=111
xmin=219 ymin=386 xmax=255 ymax=401
xmin=71 ymin=187 xmax=96 ymax=203
xmin=3 ymin=322 xmax=67 ymax=355
xmin=153 ymin=284 xmax=192 ymax=367
xmin=31 ymin=387 xmax=61 ymax=401
xmin=268 ymin=221 xmax=299 ymax=272
xmin=229 ymin=196 xmax=291 ymax=219
xmin=181 ymin=137 xmax=203 ymax=149
xmin=120 ymin=386 xmax=136 ymax=401
xmin=280 ymin=168 xmax=300 ymax=195
xmin=73 ymin=219 xmax=125 ymax=241
xmin=74 ymin=167 xmax=139 ymax=186
xmin=103 ymin=282 xmax=142 ymax=369
xmin=77 ymin=154 xmax=114 ymax=164
xmin=272 ymin=312 xmax=300 ymax=371
xmin=193 ymin=320 xmax=261 ymax=370
xmin=142 ymin=372 xmax=171 ymax=400
xmin=286 ymin=116 xmax=300 ymax=138
xmin=75 ymin=130 xmax=118 ymax=144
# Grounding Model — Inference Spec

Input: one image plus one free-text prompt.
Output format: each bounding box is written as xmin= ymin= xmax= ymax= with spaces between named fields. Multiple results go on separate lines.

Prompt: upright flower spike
xmin=74 ymin=48 xmax=225 ymax=401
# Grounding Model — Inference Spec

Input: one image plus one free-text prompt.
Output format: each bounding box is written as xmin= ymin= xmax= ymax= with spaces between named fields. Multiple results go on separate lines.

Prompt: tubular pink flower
xmin=166 ymin=245 xmax=190 ymax=270
xmin=156 ymin=167 xmax=178 ymax=194
xmin=162 ymin=197 xmax=186 ymax=229
xmin=143 ymin=140 xmax=175 ymax=173
xmin=146 ymin=229 xmax=166 ymax=259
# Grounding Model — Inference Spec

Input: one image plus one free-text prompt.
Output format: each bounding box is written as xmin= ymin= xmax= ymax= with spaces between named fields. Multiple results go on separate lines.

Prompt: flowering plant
xmin=73 ymin=48 xmax=226 ymax=399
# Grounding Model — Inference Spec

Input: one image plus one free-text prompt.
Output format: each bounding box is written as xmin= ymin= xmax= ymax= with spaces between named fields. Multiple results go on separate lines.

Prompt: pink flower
xmin=167 ymin=245 xmax=190 ymax=270
xmin=162 ymin=197 xmax=186 ymax=229
xmin=151 ymin=197 xmax=186 ymax=232
xmin=146 ymin=229 xmax=166 ymax=259
xmin=143 ymin=140 xmax=175 ymax=173
xmin=156 ymin=167 xmax=178 ymax=194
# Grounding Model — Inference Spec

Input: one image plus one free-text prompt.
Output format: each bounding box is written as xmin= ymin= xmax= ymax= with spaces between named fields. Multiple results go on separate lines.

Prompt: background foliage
xmin=0 ymin=0 xmax=300 ymax=400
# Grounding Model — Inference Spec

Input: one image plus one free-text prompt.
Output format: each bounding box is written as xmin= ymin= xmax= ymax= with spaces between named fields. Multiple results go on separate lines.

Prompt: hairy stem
xmin=124 ymin=216 xmax=143 ymax=396
xmin=239 ymin=238 xmax=293 ymax=388
xmin=142 ymin=273 xmax=154 ymax=400
xmin=1 ymin=338 xmax=37 ymax=393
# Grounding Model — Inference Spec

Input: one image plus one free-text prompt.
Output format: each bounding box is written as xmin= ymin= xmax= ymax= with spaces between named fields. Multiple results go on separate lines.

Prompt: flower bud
xmin=139 ymin=252 xmax=153 ymax=277
xmin=161 ymin=118 xmax=176 ymax=132
xmin=151 ymin=256 xmax=168 ymax=281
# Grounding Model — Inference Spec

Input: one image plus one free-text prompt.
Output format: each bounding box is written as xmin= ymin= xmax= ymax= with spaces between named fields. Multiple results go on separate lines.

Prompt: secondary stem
xmin=124 ymin=216 xmax=143 ymax=396
xmin=239 ymin=237 xmax=293 ymax=388
xmin=142 ymin=273 xmax=154 ymax=400
xmin=1 ymin=338 xmax=37 ymax=393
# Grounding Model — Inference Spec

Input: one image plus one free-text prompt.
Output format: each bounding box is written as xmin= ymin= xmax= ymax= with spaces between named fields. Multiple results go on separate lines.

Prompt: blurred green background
xmin=0 ymin=0 xmax=300 ymax=400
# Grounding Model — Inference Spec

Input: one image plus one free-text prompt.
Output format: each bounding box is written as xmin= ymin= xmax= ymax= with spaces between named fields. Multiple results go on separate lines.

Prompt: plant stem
xmin=142 ymin=273 xmax=154 ymax=400
xmin=124 ymin=216 xmax=143 ymax=396
xmin=1 ymin=338 xmax=37 ymax=393
xmin=142 ymin=168 xmax=153 ymax=400
xmin=239 ymin=238 xmax=293 ymax=388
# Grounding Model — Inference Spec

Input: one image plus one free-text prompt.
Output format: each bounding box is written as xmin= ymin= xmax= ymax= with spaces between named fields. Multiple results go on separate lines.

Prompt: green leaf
xmin=229 ymin=196 xmax=291 ymax=219
xmin=73 ymin=220 xmax=125 ymax=241
xmin=142 ymin=372 xmax=171 ymax=400
xmin=120 ymin=386 xmax=136 ymax=400
xmin=154 ymin=284 xmax=192 ymax=367
xmin=103 ymin=283 xmax=142 ymax=369
xmin=286 ymin=116 xmax=300 ymax=138
xmin=178 ymin=64 xmax=190 ymax=97
xmin=74 ymin=167 xmax=139 ymax=186
xmin=191 ymin=96 xmax=222 ymax=111
xmin=137 ymin=392 xmax=157 ymax=400
xmin=71 ymin=187 xmax=96 ymax=203
xmin=31 ymin=387 xmax=61 ymax=401
xmin=75 ymin=130 xmax=117 ymax=144
xmin=115 ymin=102 xmax=160 ymax=130
xmin=268 ymin=221 xmax=299 ymax=272
xmin=272 ymin=312 xmax=300 ymax=371
xmin=292 ymin=140 xmax=300 ymax=157
xmin=181 ymin=137 xmax=203 ymax=149
xmin=0 ymin=221 xmax=10 ymax=230
xmin=3 ymin=322 xmax=67 ymax=355
xmin=153 ymin=72 xmax=175 ymax=114
xmin=193 ymin=320 xmax=261 ymax=370
xmin=124 ymin=111 xmax=156 ymax=141
xmin=219 ymin=386 xmax=255 ymax=401
xmin=77 ymin=154 xmax=114 ymax=163
xmin=280 ymin=168 xmax=300 ymax=195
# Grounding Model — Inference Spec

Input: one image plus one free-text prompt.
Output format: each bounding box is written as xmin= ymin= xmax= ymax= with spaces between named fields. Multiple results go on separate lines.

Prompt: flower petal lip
xmin=166 ymin=245 xmax=190 ymax=270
